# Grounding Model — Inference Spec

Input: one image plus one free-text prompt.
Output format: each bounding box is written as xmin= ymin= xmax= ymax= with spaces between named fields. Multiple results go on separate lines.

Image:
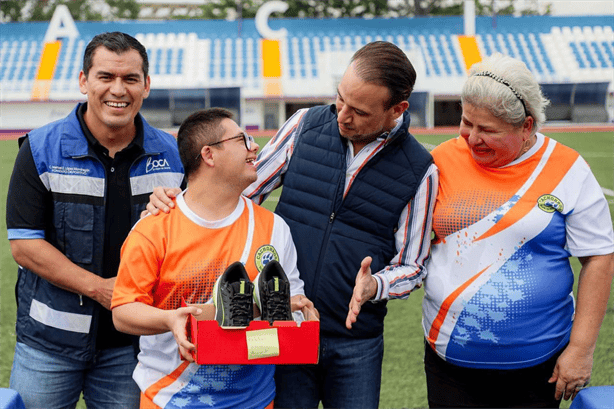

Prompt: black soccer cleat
xmin=254 ymin=260 xmax=293 ymax=324
xmin=213 ymin=261 xmax=254 ymax=328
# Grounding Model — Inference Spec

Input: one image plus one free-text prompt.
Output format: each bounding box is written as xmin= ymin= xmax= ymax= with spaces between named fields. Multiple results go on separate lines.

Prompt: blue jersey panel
xmin=445 ymin=214 xmax=574 ymax=369
xmin=166 ymin=364 xmax=274 ymax=409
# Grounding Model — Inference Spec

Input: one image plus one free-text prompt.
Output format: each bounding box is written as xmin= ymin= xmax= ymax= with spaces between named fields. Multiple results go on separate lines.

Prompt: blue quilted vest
xmin=11 ymin=104 xmax=185 ymax=361
xmin=275 ymin=105 xmax=433 ymax=337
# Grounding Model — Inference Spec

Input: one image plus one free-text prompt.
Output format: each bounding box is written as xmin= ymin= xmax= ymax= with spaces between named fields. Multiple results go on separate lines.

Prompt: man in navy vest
xmin=6 ymin=32 xmax=184 ymax=408
xmin=147 ymin=41 xmax=438 ymax=408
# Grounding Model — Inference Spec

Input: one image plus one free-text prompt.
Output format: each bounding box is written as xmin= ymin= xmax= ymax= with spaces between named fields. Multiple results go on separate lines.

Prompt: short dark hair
xmin=177 ymin=108 xmax=234 ymax=180
xmin=83 ymin=32 xmax=149 ymax=79
xmin=350 ymin=41 xmax=416 ymax=110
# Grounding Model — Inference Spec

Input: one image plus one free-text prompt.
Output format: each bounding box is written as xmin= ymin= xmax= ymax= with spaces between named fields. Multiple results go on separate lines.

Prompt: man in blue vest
xmin=6 ymin=32 xmax=184 ymax=409
xmin=147 ymin=41 xmax=438 ymax=408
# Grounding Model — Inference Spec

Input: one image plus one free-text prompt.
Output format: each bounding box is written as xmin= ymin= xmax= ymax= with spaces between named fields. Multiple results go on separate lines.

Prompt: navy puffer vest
xmin=275 ymin=105 xmax=432 ymax=338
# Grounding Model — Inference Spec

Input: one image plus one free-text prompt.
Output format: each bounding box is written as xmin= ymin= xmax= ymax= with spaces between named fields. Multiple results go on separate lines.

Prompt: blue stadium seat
xmin=580 ymin=42 xmax=597 ymax=68
xmin=569 ymin=42 xmax=586 ymax=68
xmin=591 ymin=42 xmax=608 ymax=68
xmin=2 ymin=15 xmax=613 ymax=99
xmin=602 ymin=41 xmax=614 ymax=65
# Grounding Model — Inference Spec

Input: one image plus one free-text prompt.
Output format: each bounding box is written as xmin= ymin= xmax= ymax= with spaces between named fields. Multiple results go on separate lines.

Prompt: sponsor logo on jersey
xmin=146 ymin=157 xmax=170 ymax=173
xmin=537 ymin=194 xmax=564 ymax=213
xmin=255 ymin=245 xmax=280 ymax=272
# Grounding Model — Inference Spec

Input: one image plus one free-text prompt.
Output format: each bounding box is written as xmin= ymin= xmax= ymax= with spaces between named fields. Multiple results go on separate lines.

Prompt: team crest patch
xmin=537 ymin=194 xmax=564 ymax=213
xmin=255 ymin=245 xmax=280 ymax=272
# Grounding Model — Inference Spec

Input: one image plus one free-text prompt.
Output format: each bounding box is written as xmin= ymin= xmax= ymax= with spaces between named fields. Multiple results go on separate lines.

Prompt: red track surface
xmin=2 ymin=125 xmax=612 ymax=140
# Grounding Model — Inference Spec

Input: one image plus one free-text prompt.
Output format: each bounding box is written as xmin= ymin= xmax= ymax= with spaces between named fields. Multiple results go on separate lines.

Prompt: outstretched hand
xmin=346 ymin=256 xmax=377 ymax=330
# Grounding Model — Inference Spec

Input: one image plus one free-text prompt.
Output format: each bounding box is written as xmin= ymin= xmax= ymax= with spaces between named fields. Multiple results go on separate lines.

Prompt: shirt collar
xmin=378 ymin=115 xmax=403 ymax=141
xmin=77 ymin=102 xmax=145 ymax=156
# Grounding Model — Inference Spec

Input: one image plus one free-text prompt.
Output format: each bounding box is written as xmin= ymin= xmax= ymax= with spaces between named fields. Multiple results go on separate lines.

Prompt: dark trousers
xmin=274 ymin=334 xmax=384 ymax=409
xmin=424 ymin=340 xmax=563 ymax=408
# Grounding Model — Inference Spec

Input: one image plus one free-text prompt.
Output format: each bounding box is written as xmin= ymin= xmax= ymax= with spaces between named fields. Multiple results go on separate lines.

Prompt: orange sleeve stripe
xmin=255 ymin=162 xmax=286 ymax=191
xmin=427 ymin=265 xmax=490 ymax=349
xmin=396 ymin=201 xmax=412 ymax=263
xmin=389 ymin=270 xmax=420 ymax=286
xmin=417 ymin=175 xmax=434 ymax=256
xmin=143 ymin=361 xmax=191 ymax=404
xmin=475 ymin=141 xmax=579 ymax=242
xmin=248 ymin=114 xmax=304 ymax=195
xmin=275 ymin=115 xmax=302 ymax=146
xmin=397 ymin=173 xmax=433 ymax=264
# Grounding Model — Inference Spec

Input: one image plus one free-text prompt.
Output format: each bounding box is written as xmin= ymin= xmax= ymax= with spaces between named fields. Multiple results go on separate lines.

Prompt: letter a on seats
xmin=43 ymin=5 xmax=79 ymax=43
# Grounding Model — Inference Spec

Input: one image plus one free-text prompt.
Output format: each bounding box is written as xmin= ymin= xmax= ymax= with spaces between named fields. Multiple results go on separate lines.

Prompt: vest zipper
xmin=310 ymin=165 xmax=345 ymax=298
xmin=79 ymin=294 xmax=83 ymax=306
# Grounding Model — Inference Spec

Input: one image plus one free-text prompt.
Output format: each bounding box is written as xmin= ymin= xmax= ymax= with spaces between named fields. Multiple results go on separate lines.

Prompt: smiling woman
xmin=422 ymin=53 xmax=614 ymax=409
xmin=459 ymin=102 xmax=534 ymax=168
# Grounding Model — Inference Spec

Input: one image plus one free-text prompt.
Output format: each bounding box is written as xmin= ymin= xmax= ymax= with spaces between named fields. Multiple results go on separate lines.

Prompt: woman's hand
xmin=548 ymin=343 xmax=593 ymax=401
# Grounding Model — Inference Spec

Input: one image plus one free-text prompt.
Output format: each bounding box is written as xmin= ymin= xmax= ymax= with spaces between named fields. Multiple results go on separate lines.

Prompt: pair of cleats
xmin=213 ymin=260 xmax=293 ymax=328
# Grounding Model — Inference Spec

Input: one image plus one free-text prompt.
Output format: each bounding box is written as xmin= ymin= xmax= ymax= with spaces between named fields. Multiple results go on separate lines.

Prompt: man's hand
xmin=91 ymin=276 xmax=117 ymax=310
xmin=291 ymin=294 xmax=319 ymax=321
xmin=167 ymin=306 xmax=202 ymax=362
xmin=346 ymin=256 xmax=377 ymax=330
xmin=141 ymin=187 xmax=182 ymax=218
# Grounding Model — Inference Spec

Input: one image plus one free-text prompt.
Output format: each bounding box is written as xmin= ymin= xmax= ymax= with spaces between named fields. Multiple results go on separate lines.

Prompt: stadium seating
xmin=1 ymin=15 xmax=612 ymax=102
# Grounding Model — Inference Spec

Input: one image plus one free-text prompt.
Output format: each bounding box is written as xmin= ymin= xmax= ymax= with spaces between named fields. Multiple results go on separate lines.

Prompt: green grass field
xmin=1 ymin=131 xmax=612 ymax=408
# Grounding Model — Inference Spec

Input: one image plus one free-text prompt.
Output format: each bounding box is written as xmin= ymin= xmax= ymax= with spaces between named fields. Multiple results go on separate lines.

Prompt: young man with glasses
xmin=207 ymin=132 xmax=255 ymax=150
xmin=112 ymin=108 xmax=317 ymax=408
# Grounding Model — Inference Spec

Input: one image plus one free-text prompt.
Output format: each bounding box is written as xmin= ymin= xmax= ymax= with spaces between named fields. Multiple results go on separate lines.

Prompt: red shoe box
xmin=184 ymin=303 xmax=320 ymax=365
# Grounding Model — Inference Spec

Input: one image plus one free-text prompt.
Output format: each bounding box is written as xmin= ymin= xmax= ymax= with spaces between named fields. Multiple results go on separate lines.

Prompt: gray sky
xmin=137 ymin=1 xmax=614 ymax=17
xmin=540 ymin=0 xmax=614 ymax=15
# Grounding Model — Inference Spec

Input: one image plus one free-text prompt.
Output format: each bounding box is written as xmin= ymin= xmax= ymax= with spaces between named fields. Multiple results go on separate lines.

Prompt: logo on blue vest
xmin=146 ymin=157 xmax=170 ymax=173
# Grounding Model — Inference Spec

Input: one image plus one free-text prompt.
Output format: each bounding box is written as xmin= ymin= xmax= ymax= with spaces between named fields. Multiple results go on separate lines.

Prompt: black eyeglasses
xmin=210 ymin=133 xmax=254 ymax=150
xmin=195 ymin=133 xmax=255 ymax=161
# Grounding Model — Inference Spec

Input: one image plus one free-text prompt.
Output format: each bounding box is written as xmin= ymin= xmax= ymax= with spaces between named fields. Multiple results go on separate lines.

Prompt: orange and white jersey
xmin=112 ymin=192 xmax=303 ymax=408
xmin=423 ymin=133 xmax=614 ymax=369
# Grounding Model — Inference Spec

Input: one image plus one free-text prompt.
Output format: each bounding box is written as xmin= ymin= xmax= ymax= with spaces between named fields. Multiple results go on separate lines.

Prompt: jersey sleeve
xmin=565 ymin=159 xmax=614 ymax=257
xmin=6 ymin=136 xmax=52 ymax=240
xmin=243 ymin=109 xmax=308 ymax=204
xmin=270 ymin=214 xmax=305 ymax=297
xmin=372 ymin=163 xmax=439 ymax=300
xmin=111 ymin=220 xmax=164 ymax=308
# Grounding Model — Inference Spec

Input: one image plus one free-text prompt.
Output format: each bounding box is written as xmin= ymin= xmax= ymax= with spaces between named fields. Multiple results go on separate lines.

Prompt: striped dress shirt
xmin=244 ymin=108 xmax=439 ymax=301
